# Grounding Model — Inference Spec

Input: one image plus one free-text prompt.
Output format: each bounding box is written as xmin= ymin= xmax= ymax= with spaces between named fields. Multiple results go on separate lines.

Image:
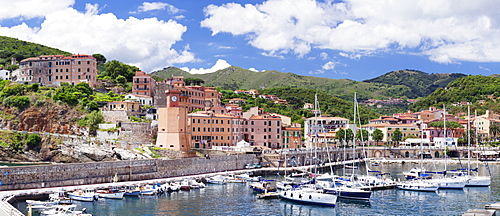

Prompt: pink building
xmin=243 ymin=115 xmax=282 ymax=148
xmin=19 ymin=54 xmax=98 ymax=87
xmin=132 ymin=71 xmax=156 ymax=98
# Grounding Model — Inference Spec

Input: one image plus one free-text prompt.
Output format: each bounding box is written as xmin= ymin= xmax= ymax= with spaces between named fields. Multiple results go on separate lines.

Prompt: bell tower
xmin=156 ymin=89 xmax=190 ymax=152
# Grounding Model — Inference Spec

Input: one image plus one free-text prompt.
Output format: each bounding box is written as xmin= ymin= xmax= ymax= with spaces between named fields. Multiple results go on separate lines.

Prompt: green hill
xmin=153 ymin=66 xmax=421 ymax=102
xmin=258 ymin=87 xmax=380 ymax=124
xmin=363 ymin=69 xmax=467 ymax=99
xmin=152 ymin=67 xmax=466 ymax=114
xmin=0 ymin=36 xmax=71 ymax=67
xmin=409 ymin=75 xmax=500 ymax=114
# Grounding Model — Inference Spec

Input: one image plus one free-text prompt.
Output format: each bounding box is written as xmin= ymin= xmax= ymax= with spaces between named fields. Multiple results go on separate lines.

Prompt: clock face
xmin=171 ymin=95 xmax=178 ymax=102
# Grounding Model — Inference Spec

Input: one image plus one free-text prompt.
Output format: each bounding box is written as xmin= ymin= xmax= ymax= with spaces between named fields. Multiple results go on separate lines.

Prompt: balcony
xmin=134 ymin=81 xmax=149 ymax=84
xmin=135 ymin=88 xmax=149 ymax=91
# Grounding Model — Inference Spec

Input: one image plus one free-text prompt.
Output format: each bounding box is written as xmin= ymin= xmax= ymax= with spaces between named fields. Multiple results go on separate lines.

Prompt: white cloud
xmin=339 ymin=52 xmax=362 ymax=60
xmin=319 ymin=52 xmax=328 ymax=60
xmin=0 ymin=0 xmax=74 ymax=20
xmin=132 ymin=2 xmax=181 ymax=14
xmin=0 ymin=3 xmax=195 ymax=72
xmin=308 ymin=70 xmax=325 ymax=75
xmin=322 ymin=61 xmax=337 ymax=70
xmin=479 ymin=66 xmax=491 ymax=72
xmin=181 ymin=59 xmax=231 ymax=74
xmin=201 ymin=0 xmax=500 ymax=64
xmin=249 ymin=67 xmax=263 ymax=72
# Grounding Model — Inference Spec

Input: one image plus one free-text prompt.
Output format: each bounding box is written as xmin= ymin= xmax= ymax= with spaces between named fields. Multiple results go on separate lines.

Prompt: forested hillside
xmin=363 ymin=69 xmax=467 ymax=99
xmin=219 ymin=87 xmax=380 ymax=125
xmin=409 ymin=75 xmax=500 ymax=114
xmin=0 ymin=36 xmax=71 ymax=69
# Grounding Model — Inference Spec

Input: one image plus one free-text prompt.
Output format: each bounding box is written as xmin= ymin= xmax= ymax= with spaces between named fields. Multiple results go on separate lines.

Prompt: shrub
xmin=26 ymin=134 xmax=42 ymax=147
xmin=3 ymin=96 xmax=30 ymax=110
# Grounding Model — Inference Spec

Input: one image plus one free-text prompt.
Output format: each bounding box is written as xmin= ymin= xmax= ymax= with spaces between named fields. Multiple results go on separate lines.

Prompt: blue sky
xmin=1 ymin=0 xmax=500 ymax=81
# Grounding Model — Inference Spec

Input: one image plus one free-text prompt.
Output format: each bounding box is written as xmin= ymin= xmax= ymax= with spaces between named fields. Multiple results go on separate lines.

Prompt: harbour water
xmin=14 ymin=162 xmax=500 ymax=215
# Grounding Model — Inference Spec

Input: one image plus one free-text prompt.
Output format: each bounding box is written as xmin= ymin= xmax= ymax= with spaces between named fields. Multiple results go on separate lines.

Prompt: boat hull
xmin=97 ymin=191 xmax=125 ymax=199
xmin=68 ymin=193 xmax=96 ymax=202
xmin=124 ymin=191 xmax=141 ymax=196
xmin=397 ymin=183 xmax=439 ymax=192
xmin=324 ymin=189 xmax=371 ymax=200
xmin=279 ymin=190 xmax=337 ymax=207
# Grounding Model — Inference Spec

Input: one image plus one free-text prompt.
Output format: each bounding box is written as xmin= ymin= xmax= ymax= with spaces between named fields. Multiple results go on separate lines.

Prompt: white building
xmin=433 ymin=137 xmax=458 ymax=148
xmin=304 ymin=116 xmax=349 ymax=147
xmin=124 ymin=93 xmax=153 ymax=106
xmin=0 ymin=69 xmax=9 ymax=80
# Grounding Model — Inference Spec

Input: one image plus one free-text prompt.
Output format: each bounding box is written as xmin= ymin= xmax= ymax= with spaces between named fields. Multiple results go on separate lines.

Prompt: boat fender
xmin=284 ymin=192 xmax=286 ymax=196
xmin=299 ymin=194 xmax=302 ymax=198
xmin=309 ymin=195 xmax=312 ymax=199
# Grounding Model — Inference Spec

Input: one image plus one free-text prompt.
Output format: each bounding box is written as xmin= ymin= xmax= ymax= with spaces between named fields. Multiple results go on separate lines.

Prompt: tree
xmin=490 ymin=123 xmax=500 ymax=141
xmin=26 ymin=134 xmax=42 ymax=148
xmin=372 ymin=129 xmax=384 ymax=145
xmin=78 ymin=110 xmax=104 ymax=133
xmin=92 ymin=53 xmax=107 ymax=64
xmin=103 ymin=60 xmax=139 ymax=82
xmin=335 ymin=129 xmax=345 ymax=144
xmin=355 ymin=129 xmax=369 ymax=142
xmin=184 ymin=78 xmax=205 ymax=86
xmin=115 ymin=75 xmax=127 ymax=85
xmin=6 ymin=64 xmax=19 ymax=71
xmin=392 ymin=129 xmax=403 ymax=145
xmin=345 ymin=128 xmax=354 ymax=144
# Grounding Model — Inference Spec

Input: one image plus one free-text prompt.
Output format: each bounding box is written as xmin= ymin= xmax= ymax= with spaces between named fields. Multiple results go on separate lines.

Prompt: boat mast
xmin=443 ymin=104 xmax=447 ymax=171
xmin=314 ymin=94 xmax=319 ymax=174
xmin=467 ymin=106 xmax=471 ymax=176
xmin=352 ymin=92 xmax=357 ymax=176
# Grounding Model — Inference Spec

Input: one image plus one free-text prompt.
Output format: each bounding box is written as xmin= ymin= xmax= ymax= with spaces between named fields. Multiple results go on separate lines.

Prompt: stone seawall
xmin=0 ymin=155 xmax=259 ymax=191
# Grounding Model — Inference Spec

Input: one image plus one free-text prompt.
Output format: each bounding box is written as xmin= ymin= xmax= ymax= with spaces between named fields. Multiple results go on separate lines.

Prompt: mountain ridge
xmin=151 ymin=67 xmax=466 ymax=102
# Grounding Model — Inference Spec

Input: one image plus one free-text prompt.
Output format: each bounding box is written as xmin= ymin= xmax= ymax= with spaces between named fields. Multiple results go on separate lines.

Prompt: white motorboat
xmin=49 ymin=191 xmax=72 ymax=204
xmin=206 ymin=175 xmax=227 ymax=184
xmin=68 ymin=189 xmax=97 ymax=202
xmin=168 ymin=182 xmax=181 ymax=191
xmin=236 ymin=173 xmax=261 ymax=182
xmin=249 ymin=180 xmax=277 ymax=193
xmin=140 ymin=184 xmax=158 ymax=195
xmin=280 ymin=185 xmax=337 ymax=207
xmin=397 ymin=180 xmax=439 ymax=192
xmin=189 ymin=179 xmax=206 ymax=188
xmin=96 ymin=189 xmax=125 ymax=199
xmin=224 ymin=174 xmax=247 ymax=183
xmin=39 ymin=204 xmax=91 ymax=216
xmin=124 ymin=185 xmax=141 ymax=196
xmin=403 ymin=167 xmax=432 ymax=180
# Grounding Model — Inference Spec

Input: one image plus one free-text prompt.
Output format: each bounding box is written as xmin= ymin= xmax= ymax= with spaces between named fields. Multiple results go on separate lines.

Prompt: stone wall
xmin=102 ymin=111 xmax=128 ymax=122
xmin=0 ymin=155 xmax=259 ymax=191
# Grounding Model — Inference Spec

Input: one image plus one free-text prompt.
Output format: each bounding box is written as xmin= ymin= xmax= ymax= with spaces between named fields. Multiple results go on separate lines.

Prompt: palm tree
xmin=489 ymin=123 xmax=500 ymax=141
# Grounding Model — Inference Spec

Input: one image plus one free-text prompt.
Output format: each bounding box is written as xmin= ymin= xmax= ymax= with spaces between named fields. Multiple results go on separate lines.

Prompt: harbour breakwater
xmin=0 ymin=154 xmax=259 ymax=191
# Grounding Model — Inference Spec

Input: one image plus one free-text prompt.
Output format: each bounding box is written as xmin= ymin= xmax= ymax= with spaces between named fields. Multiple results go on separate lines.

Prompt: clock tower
xmin=156 ymin=89 xmax=190 ymax=152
